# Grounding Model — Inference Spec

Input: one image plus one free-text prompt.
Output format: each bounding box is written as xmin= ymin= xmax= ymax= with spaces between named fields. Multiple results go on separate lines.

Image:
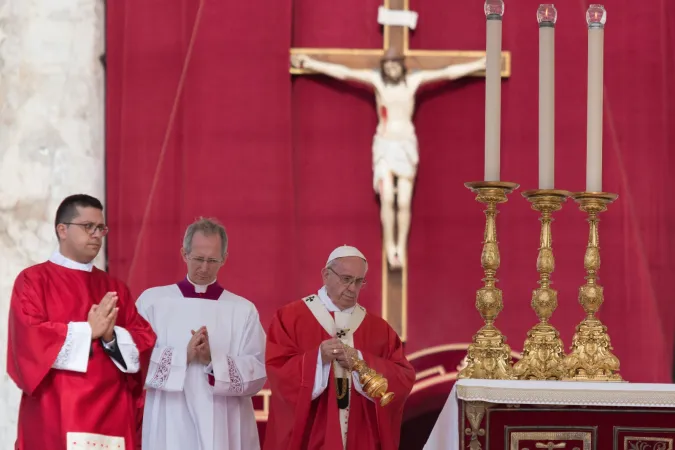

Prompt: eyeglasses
xmin=63 ymin=222 xmax=109 ymax=236
xmin=328 ymin=267 xmax=367 ymax=288
xmin=187 ymin=256 xmax=224 ymax=265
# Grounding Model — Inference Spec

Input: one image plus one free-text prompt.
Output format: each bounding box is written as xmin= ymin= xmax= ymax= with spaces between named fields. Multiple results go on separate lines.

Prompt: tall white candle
xmin=538 ymin=5 xmax=556 ymax=190
xmin=484 ymin=0 xmax=504 ymax=182
xmin=586 ymin=5 xmax=606 ymax=192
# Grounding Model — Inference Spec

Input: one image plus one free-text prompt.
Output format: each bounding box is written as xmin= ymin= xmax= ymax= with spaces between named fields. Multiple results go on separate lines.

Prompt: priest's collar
xmin=318 ymin=286 xmax=357 ymax=314
xmin=177 ymin=275 xmax=224 ymax=300
xmin=49 ymin=250 xmax=94 ymax=272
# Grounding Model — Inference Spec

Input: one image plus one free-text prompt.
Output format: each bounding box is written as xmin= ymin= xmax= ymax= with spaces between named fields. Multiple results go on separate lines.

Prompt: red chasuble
xmin=6 ymin=262 xmax=157 ymax=450
xmin=264 ymin=299 xmax=415 ymax=450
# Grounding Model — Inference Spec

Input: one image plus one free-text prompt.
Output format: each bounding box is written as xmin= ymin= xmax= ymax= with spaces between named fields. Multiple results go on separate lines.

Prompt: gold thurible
xmin=342 ymin=343 xmax=395 ymax=406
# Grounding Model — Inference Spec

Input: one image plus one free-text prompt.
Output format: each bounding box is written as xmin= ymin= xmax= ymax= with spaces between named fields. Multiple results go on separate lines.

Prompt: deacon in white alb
xmin=137 ymin=217 xmax=267 ymax=450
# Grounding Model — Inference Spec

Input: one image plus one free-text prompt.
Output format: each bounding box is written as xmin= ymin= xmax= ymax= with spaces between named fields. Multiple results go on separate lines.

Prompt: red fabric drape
xmin=107 ymin=0 xmax=675 ymax=382
xmin=106 ymin=0 xmax=294 ymax=325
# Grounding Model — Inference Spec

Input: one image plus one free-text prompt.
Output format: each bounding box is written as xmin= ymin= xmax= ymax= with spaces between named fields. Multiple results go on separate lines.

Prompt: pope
xmin=264 ymin=245 xmax=415 ymax=450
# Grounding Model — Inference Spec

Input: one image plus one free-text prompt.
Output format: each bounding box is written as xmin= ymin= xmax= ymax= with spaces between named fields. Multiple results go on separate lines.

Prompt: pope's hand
xmin=320 ymin=338 xmax=344 ymax=364
xmin=336 ymin=346 xmax=358 ymax=370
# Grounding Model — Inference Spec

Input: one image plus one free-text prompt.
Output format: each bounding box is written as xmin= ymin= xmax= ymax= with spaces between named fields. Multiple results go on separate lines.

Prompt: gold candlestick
xmin=514 ymin=189 xmax=569 ymax=380
xmin=563 ymin=192 xmax=622 ymax=381
xmin=459 ymin=181 xmax=519 ymax=380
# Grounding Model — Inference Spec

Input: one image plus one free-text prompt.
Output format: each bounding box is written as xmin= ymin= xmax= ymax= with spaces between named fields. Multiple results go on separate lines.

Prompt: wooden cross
xmin=290 ymin=0 xmax=511 ymax=342
xmin=291 ymin=0 xmax=511 ymax=77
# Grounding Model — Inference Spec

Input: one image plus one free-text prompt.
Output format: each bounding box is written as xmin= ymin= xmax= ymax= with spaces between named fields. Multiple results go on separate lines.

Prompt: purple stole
xmin=176 ymin=278 xmax=224 ymax=300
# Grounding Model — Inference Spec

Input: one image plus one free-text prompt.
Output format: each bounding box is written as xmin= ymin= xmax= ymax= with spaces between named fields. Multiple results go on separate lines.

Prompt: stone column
xmin=0 ymin=1 xmax=105 ymax=446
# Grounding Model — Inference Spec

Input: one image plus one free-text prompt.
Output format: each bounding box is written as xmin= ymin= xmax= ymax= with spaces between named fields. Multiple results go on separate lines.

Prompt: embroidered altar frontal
xmin=456 ymin=380 xmax=675 ymax=450
xmin=466 ymin=404 xmax=675 ymax=449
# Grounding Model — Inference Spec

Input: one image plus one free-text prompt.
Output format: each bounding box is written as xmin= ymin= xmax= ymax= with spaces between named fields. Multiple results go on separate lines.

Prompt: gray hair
xmin=183 ymin=217 xmax=228 ymax=257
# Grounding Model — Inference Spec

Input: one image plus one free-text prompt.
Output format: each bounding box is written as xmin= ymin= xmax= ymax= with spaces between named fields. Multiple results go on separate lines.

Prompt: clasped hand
xmin=88 ymin=292 xmax=118 ymax=342
xmin=320 ymin=338 xmax=358 ymax=370
xmin=188 ymin=326 xmax=211 ymax=365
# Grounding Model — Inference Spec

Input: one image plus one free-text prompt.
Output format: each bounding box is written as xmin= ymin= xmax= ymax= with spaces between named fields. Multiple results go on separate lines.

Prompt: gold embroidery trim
xmin=510 ymin=431 xmax=592 ymax=450
xmin=623 ymin=436 xmax=673 ymax=450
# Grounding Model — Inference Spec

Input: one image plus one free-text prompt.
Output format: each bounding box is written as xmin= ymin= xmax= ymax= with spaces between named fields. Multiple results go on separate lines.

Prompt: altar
xmin=425 ymin=379 xmax=675 ymax=450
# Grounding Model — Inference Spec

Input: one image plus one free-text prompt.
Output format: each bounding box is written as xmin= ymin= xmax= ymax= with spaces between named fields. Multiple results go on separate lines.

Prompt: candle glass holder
xmin=459 ymin=181 xmax=519 ymax=380
xmin=586 ymin=4 xmax=607 ymax=27
xmin=537 ymin=4 xmax=557 ymax=26
xmin=513 ymin=190 xmax=569 ymax=380
xmin=562 ymin=192 xmax=622 ymax=382
xmin=484 ymin=0 xmax=505 ymax=18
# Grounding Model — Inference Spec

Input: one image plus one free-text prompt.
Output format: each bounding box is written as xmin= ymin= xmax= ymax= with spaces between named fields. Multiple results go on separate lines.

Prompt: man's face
xmin=56 ymin=206 xmax=106 ymax=264
xmin=182 ymin=232 xmax=226 ymax=284
xmin=322 ymin=257 xmax=367 ymax=308
xmin=382 ymin=60 xmax=404 ymax=82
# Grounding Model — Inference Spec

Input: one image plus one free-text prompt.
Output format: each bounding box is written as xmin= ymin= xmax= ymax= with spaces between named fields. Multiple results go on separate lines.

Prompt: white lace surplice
xmin=137 ymin=285 xmax=267 ymax=450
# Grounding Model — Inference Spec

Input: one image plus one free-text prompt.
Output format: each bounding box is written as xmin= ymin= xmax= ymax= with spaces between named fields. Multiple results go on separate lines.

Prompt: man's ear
xmin=180 ymin=248 xmax=188 ymax=262
xmin=55 ymin=224 xmax=67 ymax=241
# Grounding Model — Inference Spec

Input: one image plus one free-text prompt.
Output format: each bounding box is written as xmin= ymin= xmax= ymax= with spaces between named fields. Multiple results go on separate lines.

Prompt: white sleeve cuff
xmin=101 ymin=338 xmax=116 ymax=350
xmin=146 ymin=345 xmax=188 ymax=391
xmin=311 ymin=347 xmax=331 ymax=400
xmin=109 ymin=326 xmax=140 ymax=373
xmin=52 ymin=322 xmax=92 ymax=373
xmin=204 ymin=363 xmax=215 ymax=375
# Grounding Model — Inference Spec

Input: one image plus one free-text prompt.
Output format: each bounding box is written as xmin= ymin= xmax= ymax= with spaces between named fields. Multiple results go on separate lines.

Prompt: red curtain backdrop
xmin=105 ymin=0 xmax=294 ymax=326
xmin=107 ymin=0 xmax=675 ymax=383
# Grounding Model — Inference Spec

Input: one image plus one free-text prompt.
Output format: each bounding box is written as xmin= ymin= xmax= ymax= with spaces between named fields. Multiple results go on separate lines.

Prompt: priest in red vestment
xmin=6 ymin=194 xmax=157 ymax=450
xmin=264 ymin=245 xmax=415 ymax=450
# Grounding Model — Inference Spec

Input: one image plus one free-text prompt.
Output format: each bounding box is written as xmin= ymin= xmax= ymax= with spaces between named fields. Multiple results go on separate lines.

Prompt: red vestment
xmin=6 ymin=262 xmax=157 ymax=450
xmin=264 ymin=299 xmax=415 ymax=450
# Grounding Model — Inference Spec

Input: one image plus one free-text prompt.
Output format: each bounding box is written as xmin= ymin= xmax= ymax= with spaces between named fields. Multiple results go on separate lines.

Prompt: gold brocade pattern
xmin=509 ymin=431 xmax=591 ymax=450
xmin=464 ymin=401 xmax=488 ymax=450
xmin=623 ymin=437 xmax=673 ymax=450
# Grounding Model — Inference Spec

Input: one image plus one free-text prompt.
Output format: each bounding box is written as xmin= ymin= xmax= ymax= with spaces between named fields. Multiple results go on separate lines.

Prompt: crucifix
xmin=290 ymin=0 xmax=511 ymax=341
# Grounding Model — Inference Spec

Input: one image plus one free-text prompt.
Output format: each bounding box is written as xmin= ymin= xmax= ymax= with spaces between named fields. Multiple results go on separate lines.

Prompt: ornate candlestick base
xmin=459 ymin=181 xmax=519 ymax=380
xmin=563 ymin=192 xmax=622 ymax=382
xmin=514 ymin=190 xmax=570 ymax=380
